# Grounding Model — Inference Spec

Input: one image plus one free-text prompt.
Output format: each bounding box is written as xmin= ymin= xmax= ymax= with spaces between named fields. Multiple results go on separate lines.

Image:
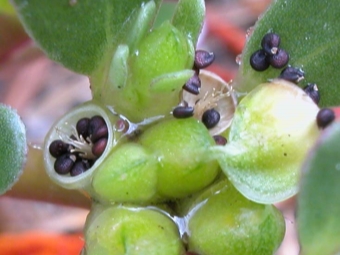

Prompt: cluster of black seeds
xmin=49 ymin=115 xmax=108 ymax=176
xmin=250 ymin=32 xmax=289 ymax=71
xmin=173 ymin=50 xmax=221 ymax=130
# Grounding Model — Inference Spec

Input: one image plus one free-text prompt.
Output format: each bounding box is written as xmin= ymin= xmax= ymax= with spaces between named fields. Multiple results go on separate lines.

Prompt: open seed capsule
xmin=43 ymin=100 xmax=121 ymax=190
xmin=181 ymin=70 xmax=237 ymax=136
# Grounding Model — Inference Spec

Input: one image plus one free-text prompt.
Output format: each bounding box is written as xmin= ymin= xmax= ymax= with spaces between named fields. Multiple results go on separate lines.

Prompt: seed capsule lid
xmin=43 ymin=100 xmax=119 ymax=191
xmin=181 ymin=70 xmax=237 ymax=136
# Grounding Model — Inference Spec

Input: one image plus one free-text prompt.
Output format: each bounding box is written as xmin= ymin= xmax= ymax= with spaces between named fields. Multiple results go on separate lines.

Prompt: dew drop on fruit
xmin=235 ymin=54 xmax=242 ymax=65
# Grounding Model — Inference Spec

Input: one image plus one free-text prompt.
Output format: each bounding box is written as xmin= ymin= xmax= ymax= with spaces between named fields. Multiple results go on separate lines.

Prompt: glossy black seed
xmin=261 ymin=33 xmax=281 ymax=55
xmin=91 ymin=124 xmax=108 ymax=143
xmin=250 ymin=49 xmax=270 ymax=71
xmin=303 ymin=83 xmax=320 ymax=105
xmin=183 ymin=75 xmax=201 ymax=95
xmin=279 ymin=66 xmax=305 ymax=83
xmin=316 ymin=108 xmax=335 ymax=129
xmin=173 ymin=106 xmax=194 ymax=119
xmin=268 ymin=48 xmax=289 ymax=68
xmin=49 ymin=139 xmax=69 ymax=158
xmin=70 ymin=160 xmax=87 ymax=176
xmin=194 ymin=50 xmax=215 ymax=69
xmin=213 ymin=135 xmax=227 ymax=145
xmin=54 ymin=154 xmax=76 ymax=175
xmin=76 ymin=117 xmax=90 ymax=139
xmin=202 ymin=109 xmax=220 ymax=129
xmin=88 ymin=115 xmax=106 ymax=136
xmin=92 ymin=138 xmax=108 ymax=157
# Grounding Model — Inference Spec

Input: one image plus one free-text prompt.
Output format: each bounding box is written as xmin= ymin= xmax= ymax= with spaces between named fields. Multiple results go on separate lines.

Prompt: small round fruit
xmin=213 ymin=79 xmax=320 ymax=203
xmin=186 ymin=179 xmax=285 ymax=255
xmin=139 ymin=118 xmax=219 ymax=199
xmin=250 ymin=49 xmax=270 ymax=71
xmin=83 ymin=206 xmax=185 ymax=255
xmin=92 ymin=143 xmax=159 ymax=204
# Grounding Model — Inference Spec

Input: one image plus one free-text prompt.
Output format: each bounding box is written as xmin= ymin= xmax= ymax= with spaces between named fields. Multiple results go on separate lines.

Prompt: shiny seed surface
xmin=173 ymin=106 xmax=194 ymax=119
xmin=92 ymin=138 xmax=108 ymax=157
xmin=279 ymin=66 xmax=305 ymax=83
xmin=250 ymin=49 xmax=270 ymax=71
xmin=213 ymin=135 xmax=227 ymax=145
xmin=54 ymin=154 xmax=76 ymax=175
xmin=76 ymin=117 xmax=90 ymax=139
xmin=49 ymin=139 xmax=69 ymax=158
xmin=194 ymin=50 xmax=215 ymax=69
xmin=303 ymin=83 xmax=320 ymax=105
xmin=261 ymin=33 xmax=281 ymax=55
xmin=202 ymin=109 xmax=220 ymax=129
xmin=269 ymin=48 xmax=289 ymax=68
xmin=316 ymin=108 xmax=335 ymax=129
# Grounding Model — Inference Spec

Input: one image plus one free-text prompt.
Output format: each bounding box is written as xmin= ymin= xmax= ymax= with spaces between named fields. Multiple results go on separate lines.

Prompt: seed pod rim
xmin=181 ymin=70 xmax=238 ymax=136
xmin=43 ymin=100 xmax=119 ymax=190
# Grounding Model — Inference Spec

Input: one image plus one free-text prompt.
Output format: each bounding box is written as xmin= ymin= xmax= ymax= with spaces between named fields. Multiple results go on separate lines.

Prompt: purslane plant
xmin=1 ymin=0 xmax=340 ymax=254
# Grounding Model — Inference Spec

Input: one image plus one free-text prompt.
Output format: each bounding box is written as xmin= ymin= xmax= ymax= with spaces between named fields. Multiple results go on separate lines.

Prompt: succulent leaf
xmin=0 ymin=104 xmax=27 ymax=195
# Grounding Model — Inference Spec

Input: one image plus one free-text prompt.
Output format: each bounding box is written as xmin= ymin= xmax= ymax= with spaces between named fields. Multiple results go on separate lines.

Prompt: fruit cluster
xmin=42 ymin=1 xmax=323 ymax=255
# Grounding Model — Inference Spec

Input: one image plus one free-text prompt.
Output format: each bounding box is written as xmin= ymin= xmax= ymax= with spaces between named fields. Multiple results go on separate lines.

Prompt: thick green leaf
xmin=297 ymin=121 xmax=340 ymax=255
xmin=0 ymin=104 xmax=27 ymax=195
xmin=172 ymin=0 xmax=205 ymax=45
xmin=11 ymin=0 xmax=162 ymax=74
xmin=235 ymin=0 xmax=340 ymax=107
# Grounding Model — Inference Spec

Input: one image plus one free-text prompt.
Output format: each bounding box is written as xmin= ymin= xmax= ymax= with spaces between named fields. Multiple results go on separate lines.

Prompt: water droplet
xmin=235 ymin=54 xmax=242 ymax=65
xmin=245 ymin=26 xmax=255 ymax=41
xmin=69 ymin=0 xmax=77 ymax=6
xmin=335 ymin=163 xmax=340 ymax=171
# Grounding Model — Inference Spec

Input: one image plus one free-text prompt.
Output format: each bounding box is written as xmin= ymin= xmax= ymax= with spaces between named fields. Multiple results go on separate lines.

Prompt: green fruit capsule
xmin=43 ymin=100 xmax=121 ymax=191
xmin=139 ymin=118 xmax=219 ymax=199
xmin=92 ymin=143 xmax=160 ymax=204
xmin=213 ymin=79 xmax=320 ymax=204
xmin=186 ymin=179 xmax=285 ymax=255
xmin=105 ymin=21 xmax=195 ymax=122
xmin=82 ymin=205 xmax=185 ymax=255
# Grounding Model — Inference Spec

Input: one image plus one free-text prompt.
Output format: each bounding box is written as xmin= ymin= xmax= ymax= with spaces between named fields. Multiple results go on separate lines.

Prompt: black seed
xmin=49 ymin=139 xmax=69 ymax=158
xmin=183 ymin=75 xmax=201 ymax=95
xmin=279 ymin=66 xmax=305 ymax=83
xmin=88 ymin=115 xmax=106 ymax=136
xmin=82 ymin=159 xmax=92 ymax=169
xmin=76 ymin=117 xmax=90 ymax=139
xmin=202 ymin=109 xmax=220 ymax=129
xmin=250 ymin=49 xmax=270 ymax=71
xmin=303 ymin=83 xmax=320 ymax=105
xmin=173 ymin=106 xmax=194 ymax=119
xmin=316 ymin=108 xmax=335 ymax=129
xmin=268 ymin=48 xmax=289 ymax=68
xmin=213 ymin=135 xmax=227 ymax=145
xmin=91 ymin=124 xmax=108 ymax=143
xmin=54 ymin=154 xmax=76 ymax=175
xmin=92 ymin=138 xmax=108 ymax=157
xmin=70 ymin=160 xmax=87 ymax=176
xmin=261 ymin=33 xmax=281 ymax=55
xmin=194 ymin=50 xmax=215 ymax=69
